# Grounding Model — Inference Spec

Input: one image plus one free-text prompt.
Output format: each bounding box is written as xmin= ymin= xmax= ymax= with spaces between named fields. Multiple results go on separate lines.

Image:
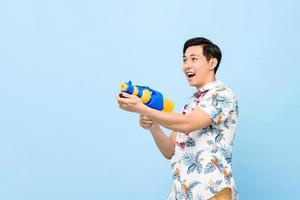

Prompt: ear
xmin=209 ymin=58 xmax=218 ymax=71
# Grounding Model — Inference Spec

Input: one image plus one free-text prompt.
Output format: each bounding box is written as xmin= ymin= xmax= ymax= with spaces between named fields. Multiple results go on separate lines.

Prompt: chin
xmin=186 ymin=76 xmax=202 ymax=88
xmin=187 ymin=81 xmax=198 ymax=87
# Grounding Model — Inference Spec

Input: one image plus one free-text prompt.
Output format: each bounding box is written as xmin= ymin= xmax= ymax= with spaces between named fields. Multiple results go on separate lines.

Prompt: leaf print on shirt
xmin=216 ymin=87 xmax=226 ymax=92
xmin=210 ymin=127 xmax=224 ymax=143
xmin=204 ymin=155 xmax=224 ymax=174
xmin=211 ymin=93 xmax=231 ymax=108
xmin=197 ymin=125 xmax=214 ymax=138
xmin=199 ymin=101 xmax=224 ymax=123
xmin=206 ymin=139 xmax=219 ymax=153
xmin=219 ymin=145 xmax=232 ymax=164
xmin=173 ymin=167 xmax=181 ymax=182
xmin=223 ymin=118 xmax=230 ymax=129
xmin=210 ymin=108 xmax=223 ymax=123
xmin=181 ymin=150 xmax=204 ymax=174
xmin=176 ymin=136 xmax=196 ymax=150
xmin=235 ymin=102 xmax=239 ymax=114
xmin=223 ymin=166 xmax=232 ymax=185
xmin=224 ymin=112 xmax=236 ymax=128
xmin=186 ymin=137 xmax=196 ymax=147
xmin=194 ymin=194 xmax=206 ymax=200
xmin=207 ymin=179 xmax=223 ymax=195
xmin=214 ymin=132 xmax=224 ymax=143
xmin=204 ymin=162 xmax=216 ymax=174
xmin=181 ymin=180 xmax=201 ymax=200
xmin=175 ymin=190 xmax=186 ymax=200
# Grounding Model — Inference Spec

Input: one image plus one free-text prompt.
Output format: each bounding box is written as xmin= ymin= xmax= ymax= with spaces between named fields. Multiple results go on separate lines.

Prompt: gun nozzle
xmin=162 ymin=98 xmax=174 ymax=112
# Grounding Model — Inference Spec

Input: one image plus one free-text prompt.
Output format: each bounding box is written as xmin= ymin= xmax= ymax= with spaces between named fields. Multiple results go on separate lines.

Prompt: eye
xmin=183 ymin=58 xmax=187 ymax=63
xmin=192 ymin=57 xmax=198 ymax=61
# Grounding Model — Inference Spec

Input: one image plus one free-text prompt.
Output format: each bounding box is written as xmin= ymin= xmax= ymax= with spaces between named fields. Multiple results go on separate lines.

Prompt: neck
xmin=197 ymin=75 xmax=216 ymax=90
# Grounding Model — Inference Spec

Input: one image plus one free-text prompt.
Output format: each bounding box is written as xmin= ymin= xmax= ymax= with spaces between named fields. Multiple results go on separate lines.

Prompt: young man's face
xmin=182 ymin=45 xmax=215 ymax=89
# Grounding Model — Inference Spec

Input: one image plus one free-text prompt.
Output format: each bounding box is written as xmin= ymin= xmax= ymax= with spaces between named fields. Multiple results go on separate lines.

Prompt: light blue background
xmin=0 ymin=0 xmax=299 ymax=199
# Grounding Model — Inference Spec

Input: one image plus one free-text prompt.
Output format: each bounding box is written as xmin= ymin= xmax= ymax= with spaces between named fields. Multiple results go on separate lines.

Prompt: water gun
xmin=119 ymin=81 xmax=174 ymax=112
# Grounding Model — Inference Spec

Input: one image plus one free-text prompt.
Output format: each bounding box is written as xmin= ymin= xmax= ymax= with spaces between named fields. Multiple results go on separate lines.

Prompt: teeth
xmin=186 ymin=72 xmax=195 ymax=77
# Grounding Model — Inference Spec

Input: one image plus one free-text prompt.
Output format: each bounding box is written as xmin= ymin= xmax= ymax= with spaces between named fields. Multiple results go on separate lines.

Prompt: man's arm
xmin=116 ymin=92 xmax=213 ymax=134
xmin=142 ymin=107 xmax=213 ymax=134
xmin=149 ymin=126 xmax=176 ymax=160
xmin=140 ymin=114 xmax=176 ymax=160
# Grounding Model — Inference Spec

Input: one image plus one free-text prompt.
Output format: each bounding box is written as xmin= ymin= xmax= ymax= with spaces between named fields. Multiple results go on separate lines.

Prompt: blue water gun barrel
xmin=119 ymin=81 xmax=174 ymax=112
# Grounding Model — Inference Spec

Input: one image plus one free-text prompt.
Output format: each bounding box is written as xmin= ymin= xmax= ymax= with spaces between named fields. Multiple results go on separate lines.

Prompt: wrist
xmin=149 ymin=123 xmax=160 ymax=133
xmin=140 ymin=105 xmax=151 ymax=116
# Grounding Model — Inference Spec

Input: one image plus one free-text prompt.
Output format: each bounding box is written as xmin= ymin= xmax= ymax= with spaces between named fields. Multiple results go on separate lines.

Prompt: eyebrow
xmin=183 ymin=54 xmax=201 ymax=58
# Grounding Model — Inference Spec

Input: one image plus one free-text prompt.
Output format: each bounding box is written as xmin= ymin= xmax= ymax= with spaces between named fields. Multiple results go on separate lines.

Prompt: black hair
xmin=183 ymin=37 xmax=222 ymax=74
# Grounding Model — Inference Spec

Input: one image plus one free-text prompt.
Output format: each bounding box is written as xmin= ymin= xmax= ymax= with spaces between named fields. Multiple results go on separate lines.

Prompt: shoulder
xmin=201 ymin=81 xmax=237 ymax=110
xmin=210 ymin=81 xmax=236 ymax=100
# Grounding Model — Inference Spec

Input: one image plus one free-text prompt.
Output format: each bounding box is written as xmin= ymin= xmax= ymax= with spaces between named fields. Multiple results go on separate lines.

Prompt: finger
xmin=119 ymin=103 xmax=128 ymax=109
xmin=122 ymin=92 xmax=140 ymax=102
xmin=142 ymin=121 xmax=153 ymax=125
xmin=143 ymin=119 xmax=153 ymax=124
xmin=140 ymin=121 xmax=148 ymax=127
xmin=118 ymin=97 xmax=134 ymax=105
xmin=141 ymin=121 xmax=150 ymax=125
xmin=142 ymin=115 xmax=152 ymax=120
xmin=121 ymin=92 xmax=131 ymax=98
xmin=141 ymin=123 xmax=152 ymax=129
xmin=116 ymin=93 xmax=130 ymax=102
xmin=141 ymin=124 xmax=151 ymax=129
xmin=141 ymin=119 xmax=150 ymax=123
xmin=141 ymin=116 xmax=152 ymax=121
xmin=142 ymin=119 xmax=153 ymax=124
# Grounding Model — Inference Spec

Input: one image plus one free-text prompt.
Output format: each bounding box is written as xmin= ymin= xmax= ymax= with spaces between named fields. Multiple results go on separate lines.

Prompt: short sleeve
xmin=197 ymin=88 xmax=236 ymax=124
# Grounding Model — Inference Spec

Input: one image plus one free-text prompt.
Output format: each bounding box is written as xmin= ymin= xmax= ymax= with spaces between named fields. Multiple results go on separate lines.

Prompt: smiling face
xmin=182 ymin=45 xmax=217 ymax=90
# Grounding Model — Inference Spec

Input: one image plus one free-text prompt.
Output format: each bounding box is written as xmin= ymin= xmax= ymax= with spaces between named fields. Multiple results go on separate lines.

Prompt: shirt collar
xmin=193 ymin=80 xmax=221 ymax=98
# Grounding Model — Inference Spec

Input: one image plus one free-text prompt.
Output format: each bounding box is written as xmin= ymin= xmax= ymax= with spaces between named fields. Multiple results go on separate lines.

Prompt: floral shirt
xmin=168 ymin=80 xmax=239 ymax=200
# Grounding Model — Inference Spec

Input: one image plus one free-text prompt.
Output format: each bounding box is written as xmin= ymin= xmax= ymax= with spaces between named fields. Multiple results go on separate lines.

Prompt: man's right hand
xmin=139 ymin=114 xmax=159 ymax=130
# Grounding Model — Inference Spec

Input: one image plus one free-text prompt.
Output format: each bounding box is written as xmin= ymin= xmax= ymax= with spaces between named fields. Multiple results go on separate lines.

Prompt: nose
xmin=183 ymin=62 xmax=192 ymax=71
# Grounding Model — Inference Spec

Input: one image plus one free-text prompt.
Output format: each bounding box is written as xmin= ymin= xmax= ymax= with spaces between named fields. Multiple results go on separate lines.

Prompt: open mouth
xmin=186 ymin=72 xmax=196 ymax=78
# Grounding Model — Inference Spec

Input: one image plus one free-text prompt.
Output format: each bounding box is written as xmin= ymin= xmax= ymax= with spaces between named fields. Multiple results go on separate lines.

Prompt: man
xmin=116 ymin=37 xmax=238 ymax=200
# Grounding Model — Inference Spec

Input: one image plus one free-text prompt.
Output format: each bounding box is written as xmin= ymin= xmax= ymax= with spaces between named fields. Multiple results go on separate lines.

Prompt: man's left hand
xmin=116 ymin=92 xmax=147 ymax=113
